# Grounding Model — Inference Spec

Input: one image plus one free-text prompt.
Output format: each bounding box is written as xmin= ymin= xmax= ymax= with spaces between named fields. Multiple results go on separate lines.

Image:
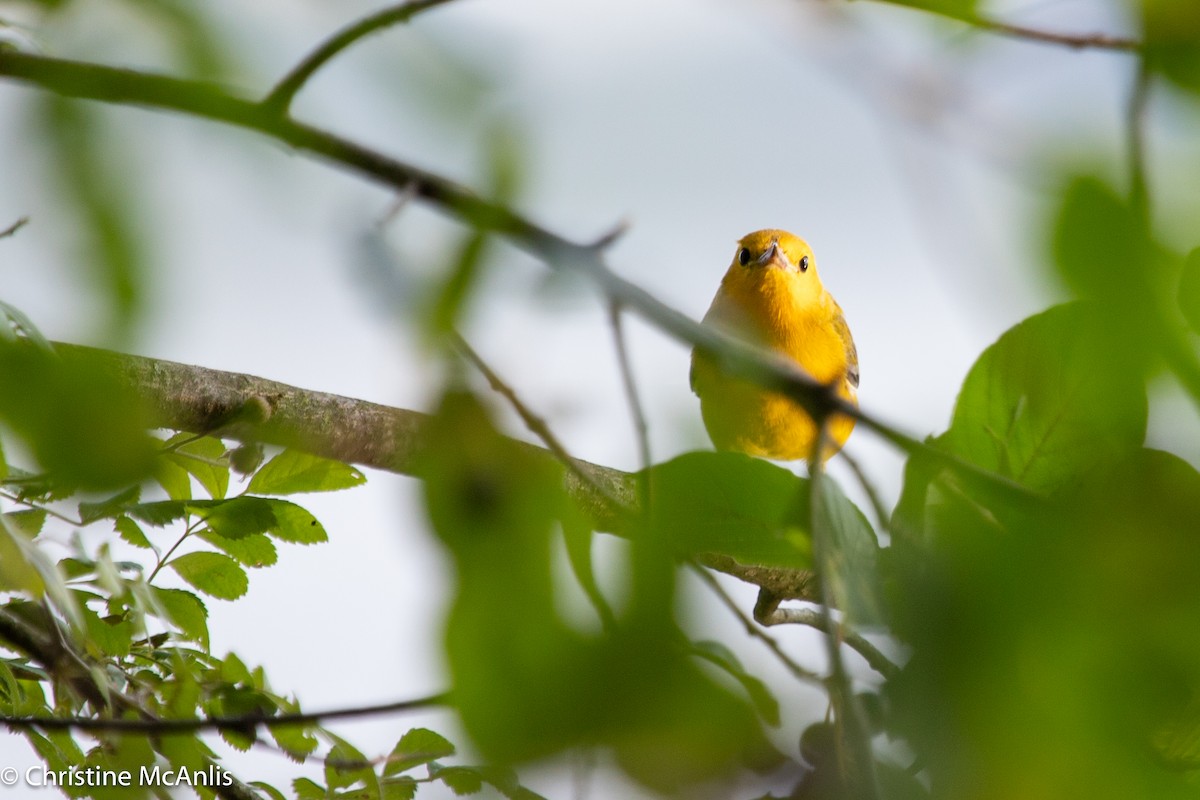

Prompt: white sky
xmin=1 ymin=0 xmax=1183 ymax=796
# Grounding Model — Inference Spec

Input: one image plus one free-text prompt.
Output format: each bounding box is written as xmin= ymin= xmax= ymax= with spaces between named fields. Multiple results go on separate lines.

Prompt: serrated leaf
xmin=197 ymin=529 xmax=277 ymax=568
xmin=326 ymin=735 xmax=375 ymax=791
xmin=433 ymin=765 xmax=484 ymax=796
xmin=79 ymin=603 xmax=134 ymax=658
xmin=194 ymin=496 xmax=277 ymax=540
xmin=294 ymin=778 xmax=327 ymax=800
xmin=169 ymin=552 xmax=248 ymax=600
xmin=248 ymin=449 xmax=366 ymax=495
xmin=643 ymin=451 xmax=810 ymax=568
xmin=3 ymin=509 xmax=47 ymax=537
xmin=249 ymin=782 xmax=288 ymax=800
xmin=115 ymin=516 xmax=153 ymax=549
xmin=129 ymin=500 xmax=189 ymax=527
xmin=692 ymin=641 xmax=780 ymax=726
xmin=381 ymin=777 xmax=418 ymax=800
xmin=150 ymin=586 xmax=209 ymax=649
xmin=271 ymin=723 xmax=319 ymax=762
xmin=384 ymin=728 xmax=456 ymax=775
xmin=264 ymin=499 xmax=328 ymax=544
xmin=79 ymin=485 xmax=141 ymax=523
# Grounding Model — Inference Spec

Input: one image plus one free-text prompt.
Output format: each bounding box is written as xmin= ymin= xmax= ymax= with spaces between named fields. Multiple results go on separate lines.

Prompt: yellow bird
xmin=690 ymin=229 xmax=858 ymax=462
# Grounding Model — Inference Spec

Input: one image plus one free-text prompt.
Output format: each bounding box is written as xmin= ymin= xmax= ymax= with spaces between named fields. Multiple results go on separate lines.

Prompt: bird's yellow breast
xmin=691 ymin=230 xmax=857 ymax=462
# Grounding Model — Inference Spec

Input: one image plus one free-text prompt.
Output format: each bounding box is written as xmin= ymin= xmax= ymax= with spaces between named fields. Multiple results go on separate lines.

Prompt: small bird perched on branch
xmin=690 ymin=229 xmax=858 ymax=462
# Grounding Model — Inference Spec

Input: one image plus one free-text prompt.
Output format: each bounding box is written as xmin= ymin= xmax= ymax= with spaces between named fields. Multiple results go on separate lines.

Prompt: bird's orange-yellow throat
xmin=690 ymin=229 xmax=858 ymax=462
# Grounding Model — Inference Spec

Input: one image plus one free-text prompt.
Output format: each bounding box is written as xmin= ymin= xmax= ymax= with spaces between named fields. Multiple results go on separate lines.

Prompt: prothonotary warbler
xmin=690 ymin=229 xmax=858 ymax=462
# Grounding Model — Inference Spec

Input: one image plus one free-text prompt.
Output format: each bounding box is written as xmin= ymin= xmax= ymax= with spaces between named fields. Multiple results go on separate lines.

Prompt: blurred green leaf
xmin=872 ymin=0 xmax=977 ymax=22
xmin=271 ymin=720 xmax=320 ymax=762
xmin=0 ymin=342 xmax=157 ymax=489
xmin=79 ymin=486 xmax=141 ymax=523
xmin=3 ymin=509 xmax=47 ymax=537
xmin=0 ymin=517 xmax=45 ymax=596
xmin=195 ymin=496 xmax=277 ymax=540
xmin=691 ymin=641 xmax=780 ymax=726
xmin=247 ymin=449 xmax=366 ymax=495
xmin=325 ymin=735 xmax=376 ymax=793
xmin=1179 ymin=247 xmax=1200 ymax=334
xmin=942 ymin=303 xmax=1147 ymax=493
xmin=250 ymin=783 xmax=289 ymax=800
xmin=36 ymin=97 xmax=147 ymax=342
xmin=0 ymin=299 xmax=52 ymax=351
xmin=1141 ymin=0 xmax=1200 ymax=93
xmin=293 ymin=778 xmax=327 ymax=800
xmin=169 ymin=552 xmax=248 ymax=600
xmin=644 ymin=451 xmax=811 ymax=568
xmin=430 ymin=765 xmax=483 ymax=795
xmin=78 ymin=602 xmax=134 ymax=658
xmin=811 ymin=475 xmax=883 ymax=627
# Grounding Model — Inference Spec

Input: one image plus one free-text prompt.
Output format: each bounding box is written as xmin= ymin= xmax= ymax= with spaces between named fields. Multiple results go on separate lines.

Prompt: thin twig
xmin=859 ymin=0 xmax=1139 ymax=52
xmin=0 ymin=692 xmax=450 ymax=733
xmin=689 ymin=562 xmax=823 ymax=686
xmin=608 ymin=302 xmax=652 ymax=476
xmin=1127 ymin=55 xmax=1151 ymax=225
xmin=451 ymin=332 xmax=630 ymax=516
xmin=758 ymin=606 xmax=900 ymax=680
xmin=262 ymin=0 xmax=456 ymax=113
xmin=0 ymin=216 xmax=29 ymax=239
xmin=836 ymin=449 xmax=890 ymax=537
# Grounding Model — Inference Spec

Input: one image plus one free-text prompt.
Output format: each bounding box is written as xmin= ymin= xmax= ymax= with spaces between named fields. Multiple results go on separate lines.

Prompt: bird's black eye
xmin=799 ymin=255 xmax=809 ymax=272
xmin=738 ymin=247 xmax=751 ymax=266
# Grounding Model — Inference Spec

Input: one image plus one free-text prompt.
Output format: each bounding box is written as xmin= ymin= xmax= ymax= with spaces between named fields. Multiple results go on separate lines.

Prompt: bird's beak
xmin=756 ymin=239 xmax=792 ymax=271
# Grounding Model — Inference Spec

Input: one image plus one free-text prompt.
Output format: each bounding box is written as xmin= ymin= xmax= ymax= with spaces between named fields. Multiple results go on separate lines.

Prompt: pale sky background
xmin=1 ymin=0 xmax=1188 ymax=797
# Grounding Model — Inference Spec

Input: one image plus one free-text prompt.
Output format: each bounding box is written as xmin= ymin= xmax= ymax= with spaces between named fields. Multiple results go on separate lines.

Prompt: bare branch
xmin=757 ymin=605 xmax=900 ymax=680
xmin=0 ymin=693 xmax=449 ymax=734
xmin=263 ymin=0 xmax=456 ymax=114
xmin=1 ymin=216 xmax=29 ymax=238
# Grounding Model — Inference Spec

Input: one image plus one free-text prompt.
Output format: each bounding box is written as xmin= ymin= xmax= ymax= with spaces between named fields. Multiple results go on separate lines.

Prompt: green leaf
xmin=381 ymin=777 xmax=418 ymax=800
xmin=149 ymin=586 xmax=210 ymax=649
xmin=872 ymin=0 xmax=977 ymax=22
xmin=325 ymin=735 xmax=376 ymax=792
xmin=691 ymin=641 xmax=780 ymax=726
xmin=169 ymin=552 xmax=248 ymax=600
xmin=263 ymin=499 xmax=328 ymax=544
xmin=941 ymin=303 xmax=1147 ymax=492
xmin=197 ymin=529 xmax=277 ymax=568
xmin=129 ymin=500 xmax=189 ymax=527
xmin=293 ymin=778 xmax=327 ymax=800
xmin=164 ymin=434 xmax=230 ymax=499
xmin=644 ymin=451 xmax=811 ymax=568
xmin=0 ymin=342 xmax=157 ymax=489
xmin=0 ymin=517 xmax=46 ymax=595
xmin=115 ymin=516 xmax=154 ymax=549
xmin=0 ymin=299 xmax=52 ymax=351
xmin=1180 ymin=247 xmax=1200 ymax=335
xmin=271 ymin=722 xmax=320 ymax=762
xmin=153 ymin=454 xmax=193 ymax=501
xmin=811 ymin=475 xmax=883 ymax=627
xmin=194 ymin=496 xmax=278 ymax=539
xmin=250 ymin=783 xmax=289 ymax=800
xmin=79 ymin=603 xmax=134 ymax=658
xmin=1141 ymin=0 xmax=1200 ymax=93
xmin=432 ymin=765 xmax=484 ymax=796
xmin=79 ymin=485 xmax=141 ymax=523
xmin=247 ymin=449 xmax=366 ymax=495
xmin=384 ymin=728 xmax=456 ymax=775
xmin=3 ymin=509 xmax=47 ymax=537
